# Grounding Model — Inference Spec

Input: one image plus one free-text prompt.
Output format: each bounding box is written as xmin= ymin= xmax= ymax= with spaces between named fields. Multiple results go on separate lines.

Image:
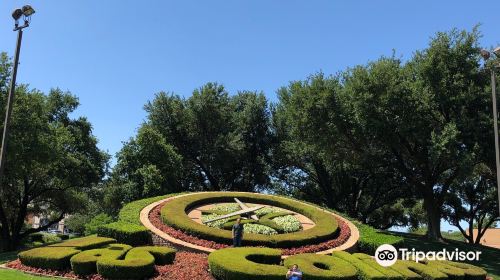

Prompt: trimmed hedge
xmin=442 ymin=261 xmax=487 ymax=280
xmin=354 ymin=222 xmax=404 ymax=255
xmin=97 ymin=221 xmax=151 ymax=246
xmin=208 ymin=248 xmax=487 ymax=280
xmin=97 ymin=246 xmax=176 ymax=279
xmin=19 ymin=247 xmax=81 ymax=270
xmin=208 ymin=247 xmax=287 ymax=280
xmin=284 ymin=253 xmax=358 ymax=280
xmin=161 ymin=192 xmax=339 ymax=247
xmin=118 ymin=193 xmax=186 ymax=225
xmin=70 ymin=243 xmax=132 ymax=275
xmin=49 ymin=235 xmax=116 ymax=250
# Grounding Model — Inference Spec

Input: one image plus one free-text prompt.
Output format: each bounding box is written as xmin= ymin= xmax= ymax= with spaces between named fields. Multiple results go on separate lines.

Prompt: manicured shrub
xmin=29 ymin=232 xmax=44 ymax=243
xmin=19 ymin=247 xmax=81 ymax=270
xmin=161 ymin=192 xmax=339 ymax=247
xmin=333 ymin=251 xmax=396 ymax=280
xmin=70 ymin=243 xmax=132 ymax=275
xmin=425 ymin=261 xmax=465 ymax=280
xmin=442 ymin=261 xmax=487 ymax=280
xmin=84 ymin=213 xmax=114 ymax=235
xmin=49 ymin=235 xmax=116 ymax=250
xmin=97 ymin=246 xmax=176 ymax=279
xmin=118 ymin=193 xmax=186 ymax=225
xmin=208 ymin=247 xmax=287 ymax=280
xmin=57 ymin=233 xmax=70 ymax=240
xmin=352 ymin=253 xmax=406 ymax=280
xmin=355 ymin=223 xmax=404 ymax=255
xmin=97 ymin=221 xmax=151 ymax=246
xmin=284 ymin=253 xmax=358 ymax=280
xmin=390 ymin=260 xmax=448 ymax=280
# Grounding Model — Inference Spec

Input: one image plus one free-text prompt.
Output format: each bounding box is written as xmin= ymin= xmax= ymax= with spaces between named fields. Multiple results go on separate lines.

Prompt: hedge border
xmin=161 ymin=192 xmax=339 ymax=247
xmin=70 ymin=243 xmax=132 ymax=275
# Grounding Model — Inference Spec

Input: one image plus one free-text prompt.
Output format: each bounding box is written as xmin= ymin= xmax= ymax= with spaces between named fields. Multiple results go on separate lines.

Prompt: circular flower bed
xmin=160 ymin=192 xmax=339 ymax=248
xmin=201 ymin=203 xmax=302 ymax=235
xmin=149 ymin=201 xmax=351 ymax=254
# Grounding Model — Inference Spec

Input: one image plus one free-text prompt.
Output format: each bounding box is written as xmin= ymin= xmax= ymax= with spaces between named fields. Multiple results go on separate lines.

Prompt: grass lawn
xmin=0 ymin=269 xmax=57 ymax=280
xmin=388 ymin=231 xmax=500 ymax=280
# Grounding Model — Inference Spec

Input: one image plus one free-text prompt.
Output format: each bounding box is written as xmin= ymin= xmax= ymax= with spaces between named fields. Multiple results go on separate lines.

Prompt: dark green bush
xmin=355 ymin=223 xmax=404 ymax=255
xmin=57 ymin=233 xmax=70 ymax=240
xmin=161 ymin=192 xmax=339 ymax=247
xmin=284 ymin=253 xmax=358 ymax=280
xmin=29 ymin=233 xmax=44 ymax=243
xmin=97 ymin=221 xmax=151 ymax=246
xmin=97 ymin=246 xmax=176 ymax=279
xmin=70 ymin=244 xmax=132 ymax=275
xmin=49 ymin=235 xmax=116 ymax=250
xmin=19 ymin=247 xmax=81 ymax=270
xmin=208 ymin=247 xmax=287 ymax=280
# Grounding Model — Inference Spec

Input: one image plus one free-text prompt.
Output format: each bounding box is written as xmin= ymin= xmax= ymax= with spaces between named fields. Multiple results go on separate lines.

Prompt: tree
xmin=0 ymin=53 xmax=108 ymax=250
xmin=272 ymin=74 xmax=412 ymax=228
xmin=112 ymin=83 xmax=273 ymax=198
xmin=338 ymin=28 xmax=491 ymax=240
xmin=444 ymin=163 xmax=499 ymax=244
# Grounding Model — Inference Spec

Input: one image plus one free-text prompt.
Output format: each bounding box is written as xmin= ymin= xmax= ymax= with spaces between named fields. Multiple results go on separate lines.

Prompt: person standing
xmin=286 ymin=264 xmax=303 ymax=280
xmin=232 ymin=217 xmax=244 ymax=247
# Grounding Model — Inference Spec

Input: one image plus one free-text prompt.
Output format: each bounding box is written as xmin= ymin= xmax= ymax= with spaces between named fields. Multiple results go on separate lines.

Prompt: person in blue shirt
xmin=286 ymin=264 xmax=303 ymax=280
xmin=232 ymin=217 xmax=244 ymax=247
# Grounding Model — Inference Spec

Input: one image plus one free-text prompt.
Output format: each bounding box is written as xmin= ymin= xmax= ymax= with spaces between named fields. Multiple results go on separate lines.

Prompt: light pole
xmin=481 ymin=47 xmax=500 ymax=215
xmin=0 ymin=5 xmax=35 ymax=183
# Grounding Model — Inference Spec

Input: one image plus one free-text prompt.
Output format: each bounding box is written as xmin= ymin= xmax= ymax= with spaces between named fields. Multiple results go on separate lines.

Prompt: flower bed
xmin=160 ymin=192 xmax=340 ymax=247
xmin=149 ymin=201 xmax=351 ymax=254
xmin=7 ymin=252 xmax=215 ymax=280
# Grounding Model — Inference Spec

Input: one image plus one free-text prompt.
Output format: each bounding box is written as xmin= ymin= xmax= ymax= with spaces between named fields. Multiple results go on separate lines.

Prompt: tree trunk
xmin=423 ymin=193 xmax=443 ymax=240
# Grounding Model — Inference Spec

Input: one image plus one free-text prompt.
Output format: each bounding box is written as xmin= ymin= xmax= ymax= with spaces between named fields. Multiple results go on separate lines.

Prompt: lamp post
xmin=481 ymin=47 xmax=500 ymax=215
xmin=0 ymin=5 xmax=35 ymax=183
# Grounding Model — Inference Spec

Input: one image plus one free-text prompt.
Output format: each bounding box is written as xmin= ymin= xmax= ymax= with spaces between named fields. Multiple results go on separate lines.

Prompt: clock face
xmin=187 ymin=198 xmax=315 ymax=235
xmin=157 ymin=192 xmax=346 ymax=250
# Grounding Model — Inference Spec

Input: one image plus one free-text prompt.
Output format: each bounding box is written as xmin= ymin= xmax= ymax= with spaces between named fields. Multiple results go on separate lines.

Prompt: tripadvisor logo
xmin=375 ymin=244 xmax=482 ymax=267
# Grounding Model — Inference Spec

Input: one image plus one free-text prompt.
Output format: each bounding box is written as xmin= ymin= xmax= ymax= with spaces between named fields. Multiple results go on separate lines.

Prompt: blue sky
xmin=1 ymin=1 xmax=499 ymax=230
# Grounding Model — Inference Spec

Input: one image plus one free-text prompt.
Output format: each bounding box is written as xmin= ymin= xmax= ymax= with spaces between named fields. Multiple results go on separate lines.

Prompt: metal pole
xmin=491 ymin=69 xmax=500 ymax=215
xmin=0 ymin=29 xmax=23 ymax=183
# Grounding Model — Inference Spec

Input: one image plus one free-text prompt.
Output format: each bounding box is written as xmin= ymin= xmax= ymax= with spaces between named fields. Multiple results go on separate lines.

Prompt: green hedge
xmin=161 ymin=192 xmax=339 ymax=247
xmin=118 ymin=193 xmax=186 ymax=225
xmin=354 ymin=223 xmax=404 ymax=255
xmin=97 ymin=222 xmax=151 ymax=246
xmin=284 ymin=253 xmax=357 ymax=280
xmin=18 ymin=247 xmax=81 ymax=270
xmin=49 ymin=235 xmax=117 ymax=250
xmin=70 ymin=244 xmax=132 ymax=275
xmin=442 ymin=261 xmax=487 ymax=280
xmin=97 ymin=246 xmax=176 ymax=279
xmin=208 ymin=247 xmax=287 ymax=280
xmin=208 ymin=248 xmax=487 ymax=280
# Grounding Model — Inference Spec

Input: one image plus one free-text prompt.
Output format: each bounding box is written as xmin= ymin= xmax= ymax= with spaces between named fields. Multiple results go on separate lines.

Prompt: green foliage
xmin=97 ymin=222 xmax=151 ymax=246
xmin=96 ymin=246 xmax=176 ymax=279
xmin=208 ymin=247 xmax=287 ymax=280
xmin=18 ymin=247 xmax=81 ymax=270
xmin=70 ymin=244 xmax=131 ymax=275
xmin=84 ymin=214 xmax=114 ymax=236
xmin=49 ymin=235 xmax=116 ymax=250
xmin=209 ymin=247 xmax=488 ymax=280
xmin=284 ymin=253 xmax=358 ymax=280
xmin=117 ymin=193 xmax=182 ymax=225
xmin=355 ymin=222 xmax=404 ymax=255
xmin=0 ymin=53 xmax=108 ymax=251
xmin=161 ymin=192 xmax=339 ymax=247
